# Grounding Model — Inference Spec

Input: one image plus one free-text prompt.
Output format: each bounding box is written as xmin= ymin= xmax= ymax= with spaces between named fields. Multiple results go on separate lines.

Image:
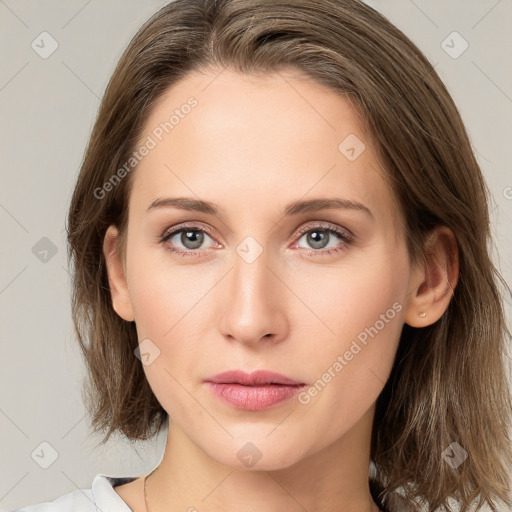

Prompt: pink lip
xmin=205 ymin=369 xmax=304 ymax=386
xmin=204 ymin=370 xmax=306 ymax=411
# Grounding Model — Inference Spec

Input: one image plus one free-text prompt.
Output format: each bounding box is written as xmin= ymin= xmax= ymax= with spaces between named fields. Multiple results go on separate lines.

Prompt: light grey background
xmin=1 ymin=1 xmax=511 ymax=511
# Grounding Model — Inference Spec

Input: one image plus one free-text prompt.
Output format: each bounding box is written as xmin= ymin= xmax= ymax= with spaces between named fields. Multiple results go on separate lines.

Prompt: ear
xmin=403 ymin=225 xmax=459 ymax=327
xmin=103 ymin=225 xmax=135 ymax=322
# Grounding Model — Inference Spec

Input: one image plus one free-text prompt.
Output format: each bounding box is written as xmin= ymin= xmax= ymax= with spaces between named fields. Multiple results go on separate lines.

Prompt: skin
xmin=103 ymin=66 xmax=459 ymax=512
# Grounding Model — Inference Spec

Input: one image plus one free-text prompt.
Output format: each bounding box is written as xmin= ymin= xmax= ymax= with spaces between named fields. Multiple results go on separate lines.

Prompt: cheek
xmin=125 ymin=242 xmax=222 ymax=390
xmin=127 ymin=256 xmax=213 ymax=421
xmin=294 ymin=244 xmax=408 ymax=424
xmin=126 ymin=236 xmax=215 ymax=338
xmin=294 ymin=243 xmax=408 ymax=352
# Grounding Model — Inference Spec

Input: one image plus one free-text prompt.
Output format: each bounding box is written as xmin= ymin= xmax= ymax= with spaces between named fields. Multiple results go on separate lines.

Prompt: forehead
xmin=129 ymin=66 xmax=401 ymax=235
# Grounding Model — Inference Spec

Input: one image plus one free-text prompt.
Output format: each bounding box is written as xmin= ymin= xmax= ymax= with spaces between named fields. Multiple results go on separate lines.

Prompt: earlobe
xmin=403 ymin=226 xmax=459 ymax=328
xmin=103 ymin=225 xmax=135 ymax=322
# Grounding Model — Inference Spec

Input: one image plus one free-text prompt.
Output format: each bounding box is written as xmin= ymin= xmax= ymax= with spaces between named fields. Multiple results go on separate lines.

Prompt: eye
xmin=293 ymin=224 xmax=353 ymax=256
xmin=160 ymin=223 xmax=219 ymax=256
xmin=160 ymin=222 xmax=353 ymax=258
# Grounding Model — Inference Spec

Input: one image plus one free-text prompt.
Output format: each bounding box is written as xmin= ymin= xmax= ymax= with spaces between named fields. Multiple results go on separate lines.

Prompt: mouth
xmin=204 ymin=369 xmax=306 ymax=411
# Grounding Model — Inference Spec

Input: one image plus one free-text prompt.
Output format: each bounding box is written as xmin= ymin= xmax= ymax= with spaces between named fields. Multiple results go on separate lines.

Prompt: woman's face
xmin=109 ymin=66 xmax=419 ymax=470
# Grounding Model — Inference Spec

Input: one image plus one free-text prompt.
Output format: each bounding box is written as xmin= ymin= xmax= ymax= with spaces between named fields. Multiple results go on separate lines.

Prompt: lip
xmin=205 ymin=369 xmax=304 ymax=386
xmin=204 ymin=370 xmax=306 ymax=411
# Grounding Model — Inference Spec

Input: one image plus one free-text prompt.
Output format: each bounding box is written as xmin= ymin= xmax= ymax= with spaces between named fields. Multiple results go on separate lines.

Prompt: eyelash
xmin=160 ymin=222 xmax=354 ymax=258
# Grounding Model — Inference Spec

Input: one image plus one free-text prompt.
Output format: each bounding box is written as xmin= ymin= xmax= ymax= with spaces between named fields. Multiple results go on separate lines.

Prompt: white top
xmin=8 ymin=474 xmax=137 ymax=512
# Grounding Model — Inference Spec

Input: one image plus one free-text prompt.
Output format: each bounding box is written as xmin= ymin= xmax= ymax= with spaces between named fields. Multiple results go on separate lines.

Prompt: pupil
xmin=182 ymin=230 xmax=203 ymax=249
xmin=308 ymin=230 xmax=328 ymax=249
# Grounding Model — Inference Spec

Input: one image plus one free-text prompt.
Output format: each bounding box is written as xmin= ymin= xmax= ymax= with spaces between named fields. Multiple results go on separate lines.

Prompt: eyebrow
xmin=146 ymin=196 xmax=374 ymax=219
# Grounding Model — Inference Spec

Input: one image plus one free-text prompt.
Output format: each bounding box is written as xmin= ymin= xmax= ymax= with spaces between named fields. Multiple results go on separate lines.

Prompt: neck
xmin=145 ymin=407 xmax=380 ymax=512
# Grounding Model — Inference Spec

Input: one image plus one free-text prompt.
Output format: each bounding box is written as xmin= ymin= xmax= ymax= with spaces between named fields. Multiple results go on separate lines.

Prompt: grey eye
xmin=168 ymin=229 xmax=214 ymax=250
xmin=297 ymin=229 xmax=341 ymax=250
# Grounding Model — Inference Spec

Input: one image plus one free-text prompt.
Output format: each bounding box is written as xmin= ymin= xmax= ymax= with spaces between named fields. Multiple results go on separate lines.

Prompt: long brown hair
xmin=66 ymin=1 xmax=512 ymax=510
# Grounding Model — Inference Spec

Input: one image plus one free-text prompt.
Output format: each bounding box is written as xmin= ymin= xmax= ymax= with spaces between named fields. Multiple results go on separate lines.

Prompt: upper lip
xmin=204 ymin=369 xmax=305 ymax=386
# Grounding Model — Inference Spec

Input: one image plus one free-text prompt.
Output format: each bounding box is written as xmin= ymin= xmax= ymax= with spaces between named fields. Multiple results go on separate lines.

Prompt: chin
xmin=205 ymin=436 xmax=311 ymax=472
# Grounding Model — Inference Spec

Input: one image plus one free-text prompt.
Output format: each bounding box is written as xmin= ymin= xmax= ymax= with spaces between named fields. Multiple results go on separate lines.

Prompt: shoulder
xmin=8 ymin=487 xmax=94 ymax=512
xmin=8 ymin=474 xmax=138 ymax=512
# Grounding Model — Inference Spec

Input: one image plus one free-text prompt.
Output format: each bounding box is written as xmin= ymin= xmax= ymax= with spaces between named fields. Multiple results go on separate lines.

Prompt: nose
xmin=218 ymin=249 xmax=289 ymax=347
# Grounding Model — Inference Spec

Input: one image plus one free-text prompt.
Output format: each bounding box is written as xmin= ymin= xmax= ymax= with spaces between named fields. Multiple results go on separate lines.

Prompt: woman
xmin=12 ymin=0 xmax=512 ymax=511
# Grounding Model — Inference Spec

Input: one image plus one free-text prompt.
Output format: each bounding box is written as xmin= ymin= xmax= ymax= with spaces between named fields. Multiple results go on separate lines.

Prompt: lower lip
xmin=205 ymin=382 xmax=305 ymax=411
